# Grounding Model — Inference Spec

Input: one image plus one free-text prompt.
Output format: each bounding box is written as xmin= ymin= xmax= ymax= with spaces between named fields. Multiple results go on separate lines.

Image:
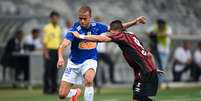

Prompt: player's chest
xmin=78 ymin=28 xmax=99 ymax=35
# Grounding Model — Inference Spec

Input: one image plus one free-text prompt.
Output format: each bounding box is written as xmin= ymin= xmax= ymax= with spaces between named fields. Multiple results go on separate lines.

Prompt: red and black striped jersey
xmin=107 ymin=32 xmax=156 ymax=80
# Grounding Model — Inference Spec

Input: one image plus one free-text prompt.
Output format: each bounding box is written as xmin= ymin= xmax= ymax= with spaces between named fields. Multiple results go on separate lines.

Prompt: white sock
xmin=66 ymin=89 xmax=77 ymax=97
xmin=84 ymin=86 xmax=94 ymax=101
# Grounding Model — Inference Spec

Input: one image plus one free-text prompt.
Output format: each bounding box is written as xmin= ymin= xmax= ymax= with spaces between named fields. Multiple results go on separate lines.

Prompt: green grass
xmin=0 ymin=87 xmax=201 ymax=101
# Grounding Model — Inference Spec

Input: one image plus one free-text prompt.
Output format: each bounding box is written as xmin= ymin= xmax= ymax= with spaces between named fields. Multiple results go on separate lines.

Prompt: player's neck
xmin=111 ymin=30 xmax=122 ymax=34
xmin=82 ymin=24 xmax=90 ymax=29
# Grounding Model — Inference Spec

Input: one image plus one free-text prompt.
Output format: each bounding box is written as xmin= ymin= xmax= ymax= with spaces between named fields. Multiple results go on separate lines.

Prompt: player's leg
xmin=82 ymin=59 xmax=97 ymax=101
xmin=59 ymin=60 xmax=82 ymax=100
xmin=59 ymin=81 xmax=73 ymax=99
xmin=132 ymin=79 xmax=143 ymax=101
xmin=132 ymin=84 xmax=154 ymax=101
xmin=84 ymin=68 xmax=95 ymax=101
xmin=59 ymin=81 xmax=81 ymax=100
xmin=133 ymin=72 xmax=158 ymax=101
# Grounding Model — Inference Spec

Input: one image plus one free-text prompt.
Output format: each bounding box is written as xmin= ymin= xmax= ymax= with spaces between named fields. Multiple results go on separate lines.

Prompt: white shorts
xmin=61 ymin=59 xmax=97 ymax=85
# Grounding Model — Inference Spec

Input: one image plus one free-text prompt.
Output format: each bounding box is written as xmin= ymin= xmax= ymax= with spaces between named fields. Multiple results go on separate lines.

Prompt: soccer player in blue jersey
xmin=57 ymin=5 xmax=146 ymax=101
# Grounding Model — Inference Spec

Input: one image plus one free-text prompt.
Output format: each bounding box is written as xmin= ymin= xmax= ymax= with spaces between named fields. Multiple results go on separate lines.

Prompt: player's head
xmin=78 ymin=5 xmax=92 ymax=28
xmin=109 ymin=20 xmax=124 ymax=33
xmin=49 ymin=11 xmax=60 ymax=24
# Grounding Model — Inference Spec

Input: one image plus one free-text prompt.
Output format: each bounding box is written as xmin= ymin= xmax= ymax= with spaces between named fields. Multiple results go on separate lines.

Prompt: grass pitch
xmin=0 ymin=86 xmax=201 ymax=101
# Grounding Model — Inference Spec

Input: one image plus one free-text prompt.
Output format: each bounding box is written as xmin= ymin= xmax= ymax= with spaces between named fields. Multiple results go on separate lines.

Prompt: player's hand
xmin=71 ymin=31 xmax=80 ymax=38
xmin=157 ymin=69 xmax=165 ymax=74
xmin=57 ymin=57 xmax=65 ymax=69
xmin=135 ymin=16 xmax=146 ymax=24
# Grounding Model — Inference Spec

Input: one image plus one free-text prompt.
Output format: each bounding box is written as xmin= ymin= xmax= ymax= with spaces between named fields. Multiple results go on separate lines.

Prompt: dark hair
xmin=49 ymin=11 xmax=60 ymax=18
xmin=15 ymin=30 xmax=23 ymax=36
xmin=32 ymin=29 xmax=40 ymax=33
xmin=157 ymin=19 xmax=166 ymax=25
xmin=79 ymin=5 xmax=92 ymax=16
xmin=110 ymin=20 xmax=124 ymax=31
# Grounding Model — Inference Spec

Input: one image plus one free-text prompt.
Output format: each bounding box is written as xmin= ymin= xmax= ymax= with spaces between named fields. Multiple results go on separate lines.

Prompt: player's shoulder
xmin=124 ymin=31 xmax=137 ymax=36
xmin=91 ymin=21 xmax=107 ymax=27
xmin=71 ymin=21 xmax=82 ymax=31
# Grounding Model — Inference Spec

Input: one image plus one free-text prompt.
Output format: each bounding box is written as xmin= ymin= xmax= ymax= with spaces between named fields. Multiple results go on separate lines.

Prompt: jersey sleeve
xmin=64 ymin=27 xmax=75 ymax=41
xmin=97 ymin=23 xmax=109 ymax=35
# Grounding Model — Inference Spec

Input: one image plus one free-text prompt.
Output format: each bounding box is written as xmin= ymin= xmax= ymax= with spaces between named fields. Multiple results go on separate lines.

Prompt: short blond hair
xmin=78 ymin=5 xmax=92 ymax=16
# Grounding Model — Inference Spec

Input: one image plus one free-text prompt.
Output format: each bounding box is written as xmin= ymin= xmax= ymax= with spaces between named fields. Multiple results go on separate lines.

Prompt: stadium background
xmin=0 ymin=0 xmax=201 ymax=101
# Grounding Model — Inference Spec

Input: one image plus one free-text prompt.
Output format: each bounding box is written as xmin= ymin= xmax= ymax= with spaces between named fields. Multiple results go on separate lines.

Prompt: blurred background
xmin=0 ymin=0 xmax=201 ymax=101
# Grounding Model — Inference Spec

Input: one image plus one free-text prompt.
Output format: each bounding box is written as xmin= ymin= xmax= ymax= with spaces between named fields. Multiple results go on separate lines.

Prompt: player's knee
xmin=58 ymin=89 xmax=67 ymax=99
xmin=84 ymin=78 xmax=93 ymax=86
xmin=84 ymin=69 xmax=95 ymax=86
xmin=58 ymin=93 xmax=66 ymax=99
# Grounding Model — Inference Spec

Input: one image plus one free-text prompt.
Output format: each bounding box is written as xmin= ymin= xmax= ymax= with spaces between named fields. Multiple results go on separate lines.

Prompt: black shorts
xmin=133 ymin=72 xmax=158 ymax=99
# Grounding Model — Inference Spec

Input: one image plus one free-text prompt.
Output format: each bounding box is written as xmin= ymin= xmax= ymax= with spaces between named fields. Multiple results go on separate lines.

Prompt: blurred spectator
xmin=191 ymin=41 xmax=201 ymax=81
xmin=147 ymin=19 xmax=172 ymax=69
xmin=1 ymin=30 xmax=23 ymax=68
xmin=42 ymin=11 xmax=62 ymax=94
xmin=62 ymin=19 xmax=73 ymax=37
xmin=146 ymin=19 xmax=172 ymax=89
xmin=23 ymin=28 xmax=42 ymax=51
xmin=0 ymin=30 xmax=30 ymax=83
xmin=146 ymin=26 xmax=162 ymax=69
xmin=172 ymin=41 xmax=192 ymax=82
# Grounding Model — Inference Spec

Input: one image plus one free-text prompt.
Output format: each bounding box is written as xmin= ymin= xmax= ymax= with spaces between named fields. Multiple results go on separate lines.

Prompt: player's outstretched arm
xmin=57 ymin=39 xmax=71 ymax=69
xmin=123 ymin=16 xmax=146 ymax=29
xmin=72 ymin=32 xmax=112 ymax=42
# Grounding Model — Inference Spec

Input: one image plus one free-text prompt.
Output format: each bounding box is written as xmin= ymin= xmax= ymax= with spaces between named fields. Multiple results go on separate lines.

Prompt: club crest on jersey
xmin=87 ymin=32 xmax=92 ymax=35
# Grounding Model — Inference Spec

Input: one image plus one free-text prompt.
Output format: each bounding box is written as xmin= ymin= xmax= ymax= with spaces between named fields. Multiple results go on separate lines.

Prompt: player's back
xmin=108 ymin=32 xmax=156 ymax=74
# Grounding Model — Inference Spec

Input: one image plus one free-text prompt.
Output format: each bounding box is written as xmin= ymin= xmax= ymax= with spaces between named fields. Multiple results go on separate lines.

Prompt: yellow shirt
xmin=43 ymin=23 xmax=61 ymax=49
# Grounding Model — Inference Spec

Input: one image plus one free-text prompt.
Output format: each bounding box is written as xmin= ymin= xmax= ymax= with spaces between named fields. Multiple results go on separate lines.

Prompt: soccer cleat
xmin=70 ymin=88 xmax=81 ymax=101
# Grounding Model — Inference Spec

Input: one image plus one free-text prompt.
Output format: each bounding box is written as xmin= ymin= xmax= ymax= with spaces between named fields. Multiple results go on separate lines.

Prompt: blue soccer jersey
xmin=65 ymin=21 xmax=108 ymax=64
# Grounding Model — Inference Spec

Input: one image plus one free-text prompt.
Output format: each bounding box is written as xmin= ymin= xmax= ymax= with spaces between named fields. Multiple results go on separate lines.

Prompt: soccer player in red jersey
xmin=71 ymin=20 xmax=159 ymax=101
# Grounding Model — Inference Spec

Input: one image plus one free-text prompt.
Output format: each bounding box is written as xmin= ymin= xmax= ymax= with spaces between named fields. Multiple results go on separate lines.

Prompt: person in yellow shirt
xmin=42 ymin=11 xmax=62 ymax=94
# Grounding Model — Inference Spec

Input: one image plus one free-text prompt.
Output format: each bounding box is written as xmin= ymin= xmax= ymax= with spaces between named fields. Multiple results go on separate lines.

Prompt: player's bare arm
xmin=57 ymin=39 xmax=71 ymax=69
xmin=123 ymin=16 xmax=146 ymax=29
xmin=72 ymin=31 xmax=112 ymax=42
xmin=148 ymin=51 xmax=165 ymax=74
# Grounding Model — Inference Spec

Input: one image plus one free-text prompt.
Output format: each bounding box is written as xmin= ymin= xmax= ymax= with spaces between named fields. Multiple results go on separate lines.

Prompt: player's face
xmin=78 ymin=11 xmax=91 ymax=28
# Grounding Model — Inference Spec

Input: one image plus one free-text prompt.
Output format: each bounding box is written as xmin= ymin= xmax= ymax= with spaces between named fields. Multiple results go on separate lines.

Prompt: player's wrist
xmin=79 ymin=35 xmax=86 ymax=39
